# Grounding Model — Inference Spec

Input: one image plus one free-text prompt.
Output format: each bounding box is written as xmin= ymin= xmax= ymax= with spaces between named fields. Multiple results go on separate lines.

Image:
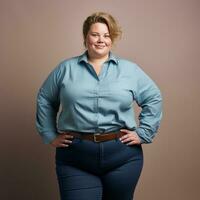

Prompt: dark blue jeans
xmin=55 ymin=137 xmax=143 ymax=200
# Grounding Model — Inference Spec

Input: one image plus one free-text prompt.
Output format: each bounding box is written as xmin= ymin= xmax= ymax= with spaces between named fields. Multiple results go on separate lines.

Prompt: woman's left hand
xmin=119 ymin=129 xmax=142 ymax=145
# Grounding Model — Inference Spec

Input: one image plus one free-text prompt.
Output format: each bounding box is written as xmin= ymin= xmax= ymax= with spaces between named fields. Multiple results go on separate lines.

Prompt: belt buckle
xmin=93 ymin=133 xmax=101 ymax=142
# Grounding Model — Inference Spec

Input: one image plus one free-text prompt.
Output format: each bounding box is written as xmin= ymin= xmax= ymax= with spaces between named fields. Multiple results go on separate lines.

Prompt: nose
xmin=97 ymin=35 xmax=104 ymax=43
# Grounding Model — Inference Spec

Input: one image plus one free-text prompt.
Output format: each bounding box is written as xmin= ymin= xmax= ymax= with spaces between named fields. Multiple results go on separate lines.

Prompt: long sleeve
xmin=35 ymin=52 xmax=162 ymax=144
xmin=134 ymin=67 xmax=163 ymax=144
xmin=36 ymin=63 xmax=65 ymax=144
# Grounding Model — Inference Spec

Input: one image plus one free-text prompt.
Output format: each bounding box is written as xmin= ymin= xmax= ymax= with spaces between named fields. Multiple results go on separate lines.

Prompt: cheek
xmin=105 ymin=40 xmax=112 ymax=47
xmin=104 ymin=38 xmax=112 ymax=46
xmin=86 ymin=37 xmax=97 ymax=45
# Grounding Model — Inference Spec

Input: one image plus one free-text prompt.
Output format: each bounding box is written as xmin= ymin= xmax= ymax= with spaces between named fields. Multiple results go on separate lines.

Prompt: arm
xmin=134 ymin=67 xmax=163 ymax=144
xmin=36 ymin=63 xmax=65 ymax=144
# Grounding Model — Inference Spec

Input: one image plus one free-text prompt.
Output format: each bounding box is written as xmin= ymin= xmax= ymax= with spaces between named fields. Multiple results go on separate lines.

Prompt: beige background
xmin=1 ymin=0 xmax=199 ymax=199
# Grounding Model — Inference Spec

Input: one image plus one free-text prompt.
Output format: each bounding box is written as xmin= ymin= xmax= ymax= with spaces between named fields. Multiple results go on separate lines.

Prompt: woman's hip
xmin=55 ymin=138 xmax=143 ymax=174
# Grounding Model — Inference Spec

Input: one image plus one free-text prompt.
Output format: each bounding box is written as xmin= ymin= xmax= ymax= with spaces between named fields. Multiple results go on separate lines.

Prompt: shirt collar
xmin=78 ymin=51 xmax=119 ymax=65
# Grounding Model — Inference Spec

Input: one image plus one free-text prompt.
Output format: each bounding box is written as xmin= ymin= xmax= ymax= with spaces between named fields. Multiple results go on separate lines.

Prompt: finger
xmin=63 ymin=139 xmax=73 ymax=144
xmin=59 ymin=143 xmax=69 ymax=147
xmin=126 ymin=141 xmax=135 ymax=145
xmin=120 ymin=129 xmax=130 ymax=134
xmin=50 ymin=142 xmax=69 ymax=148
xmin=130 ymin=140 xmax=141 ymax=145
xmin=120 ymin=133 xmax=132 ymax=140
xmin=64 ymin=135 xmax=74 ymax=139
xmin=130 ymin=133 xmax=141 ymax=142
xmin=126 ymin=138 xmax=141 ymax=145
xmin=120 ymin=137 xmax=133 ymax=143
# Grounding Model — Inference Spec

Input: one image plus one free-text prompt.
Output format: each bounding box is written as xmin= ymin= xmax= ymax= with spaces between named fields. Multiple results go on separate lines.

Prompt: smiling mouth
xmin=95 ymin=45 xmax=105 ymax=48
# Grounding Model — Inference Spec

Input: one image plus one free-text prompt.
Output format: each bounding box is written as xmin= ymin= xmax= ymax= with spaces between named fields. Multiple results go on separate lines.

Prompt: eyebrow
xmin=90 ymin=32 xmax=110 ymax=34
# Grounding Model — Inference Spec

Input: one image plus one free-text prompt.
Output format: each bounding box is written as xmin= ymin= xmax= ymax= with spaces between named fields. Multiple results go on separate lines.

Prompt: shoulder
xmin=52 ymin=54 xmax=82 ymax=74
xmin=57 ymin=55 xmax=80 ymax=68
xmin=44 ymin=56 xmax=79 ymax=82
xmin=116 ymin=56 xmax=142 ymax=73
xmin=115 ymin=55 xmax=153 ymax=83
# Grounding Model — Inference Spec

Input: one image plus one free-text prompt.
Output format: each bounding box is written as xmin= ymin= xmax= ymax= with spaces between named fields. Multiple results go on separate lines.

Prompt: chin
xmin=96 ymin=52 xmax=109 ymax=58
xmin=94 ymin=49 xmax=109 ymax=56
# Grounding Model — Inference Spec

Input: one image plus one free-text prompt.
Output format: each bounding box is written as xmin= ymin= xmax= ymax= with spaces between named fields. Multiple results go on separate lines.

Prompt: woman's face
xmin=86 ymin=22 xmax=112 ymax=59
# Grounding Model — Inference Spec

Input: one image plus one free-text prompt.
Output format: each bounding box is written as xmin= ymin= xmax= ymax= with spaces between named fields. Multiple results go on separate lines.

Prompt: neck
xmin=87 ymin=52 xmax=109 ymax=64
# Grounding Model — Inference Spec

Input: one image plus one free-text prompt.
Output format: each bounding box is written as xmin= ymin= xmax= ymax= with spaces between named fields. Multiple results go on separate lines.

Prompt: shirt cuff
xmin=135 ymin=127 xmax=152 ymax=144
xmin=40 ymin=131 xmax=58 ymax=144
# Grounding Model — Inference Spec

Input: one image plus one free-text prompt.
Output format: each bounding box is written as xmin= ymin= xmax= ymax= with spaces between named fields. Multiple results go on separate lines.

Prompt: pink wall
xmin=1 ymin=0 xmax=199 ymax=199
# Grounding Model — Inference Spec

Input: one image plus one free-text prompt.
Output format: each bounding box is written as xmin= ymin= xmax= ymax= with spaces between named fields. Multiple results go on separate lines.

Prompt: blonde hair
xmin=83 ymin=12 xmax=122 ymax=46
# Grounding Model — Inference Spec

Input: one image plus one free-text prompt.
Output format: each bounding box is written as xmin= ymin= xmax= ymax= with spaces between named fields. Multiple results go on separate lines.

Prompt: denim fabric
xmin=36 ymin=51 xmax=162 ymax=144
xmin=56 ymin=138 xmax=143 ymax=200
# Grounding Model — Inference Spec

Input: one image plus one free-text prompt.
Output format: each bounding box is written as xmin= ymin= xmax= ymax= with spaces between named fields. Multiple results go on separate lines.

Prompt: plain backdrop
xmin=0 ymin=0 xmax=199 ymax=199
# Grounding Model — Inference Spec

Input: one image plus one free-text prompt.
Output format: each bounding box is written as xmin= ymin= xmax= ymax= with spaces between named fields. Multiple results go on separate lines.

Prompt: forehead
xmin=89 ymin=22 xmax=109 ymax=33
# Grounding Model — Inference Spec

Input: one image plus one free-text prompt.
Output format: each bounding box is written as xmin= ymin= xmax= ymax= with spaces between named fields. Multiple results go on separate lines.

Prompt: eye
xmin=104 ymin=34 xmax=110 ymax=38
xmin=91 ymin=33 xmax=99 ymax=37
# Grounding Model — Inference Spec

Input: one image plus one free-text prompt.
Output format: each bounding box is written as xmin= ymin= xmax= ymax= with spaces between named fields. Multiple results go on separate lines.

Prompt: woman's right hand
xmin=50 ymin=134 xmax=74 ymax=148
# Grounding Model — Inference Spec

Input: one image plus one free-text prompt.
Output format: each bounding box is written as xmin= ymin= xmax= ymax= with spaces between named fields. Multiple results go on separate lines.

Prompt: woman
xmin=36 ymin=12 xmax=162 ymax=200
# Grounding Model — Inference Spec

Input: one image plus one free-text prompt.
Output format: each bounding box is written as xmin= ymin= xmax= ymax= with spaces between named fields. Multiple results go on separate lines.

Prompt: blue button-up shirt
xmin=36 ymin=51 xmax=162 ymax=144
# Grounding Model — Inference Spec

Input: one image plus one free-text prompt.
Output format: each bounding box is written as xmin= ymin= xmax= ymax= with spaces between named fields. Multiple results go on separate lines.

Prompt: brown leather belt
xmin=63 ymin=131 xmax=127 ymax=143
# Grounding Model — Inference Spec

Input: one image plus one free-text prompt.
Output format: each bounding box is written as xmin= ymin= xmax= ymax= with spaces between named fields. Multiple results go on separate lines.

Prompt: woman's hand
xmin=50 ymin=134 xmax=74 ymax=148
xmin=119 ymin=129 xmax=142 ymax=145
